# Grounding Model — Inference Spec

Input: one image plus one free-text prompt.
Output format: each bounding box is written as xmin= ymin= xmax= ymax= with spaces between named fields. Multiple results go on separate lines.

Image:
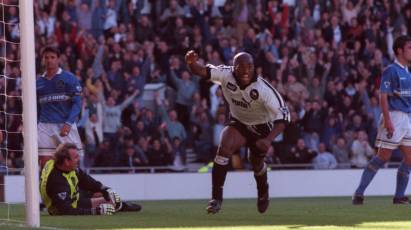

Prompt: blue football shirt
xmin=36 ymin=68 xmax=82 ymax=125
xmin=380 ymin=61 xmax=411 ymax=113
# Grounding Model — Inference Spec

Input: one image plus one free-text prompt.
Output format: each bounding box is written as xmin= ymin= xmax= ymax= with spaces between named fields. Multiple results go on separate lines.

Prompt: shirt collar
xmin=42 ymin=68 xmax=63 ymax=77
xmin=394 ymin=60 xmax=409 ymax=73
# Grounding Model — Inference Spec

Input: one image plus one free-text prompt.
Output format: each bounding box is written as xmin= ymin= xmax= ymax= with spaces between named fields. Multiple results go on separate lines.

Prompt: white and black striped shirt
xmin=207 ymin=64 xmax=290 ymax=125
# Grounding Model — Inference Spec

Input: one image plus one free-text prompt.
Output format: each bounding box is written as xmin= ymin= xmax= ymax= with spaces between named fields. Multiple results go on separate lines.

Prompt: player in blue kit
xmin=37 ymin=46 xmax=83 ymax=167
xmin=353 ymin=35 xmax=411 ymax=204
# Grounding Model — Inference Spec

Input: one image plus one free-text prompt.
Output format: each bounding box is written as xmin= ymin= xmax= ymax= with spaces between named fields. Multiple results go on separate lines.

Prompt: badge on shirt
xmin=384 ymin=81 xmax=390 ymax=88
xmin=280 ymin=106 xmax=289 ymax=116
xmin=57 ymin=192 xmax=67 ymax=200
xmin=250 ymin=89 xmax=259 ymax=100
xmin=56 ymin=80 xmax=65 ymax=90
xmin=226 ymin=82 xmax=237 ymax=91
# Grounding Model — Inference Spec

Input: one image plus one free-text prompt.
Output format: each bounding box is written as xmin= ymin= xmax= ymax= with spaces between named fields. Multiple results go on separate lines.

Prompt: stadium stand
xmin=1 ymin=0 xmax=411 ymax=172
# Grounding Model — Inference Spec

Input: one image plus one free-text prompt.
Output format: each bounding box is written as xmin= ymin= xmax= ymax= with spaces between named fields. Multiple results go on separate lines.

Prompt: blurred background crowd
xmin=1 ymin=0 xmax=411 ymax=172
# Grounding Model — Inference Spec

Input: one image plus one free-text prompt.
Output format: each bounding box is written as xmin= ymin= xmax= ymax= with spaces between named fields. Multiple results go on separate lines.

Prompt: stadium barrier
xmin=4 ymin=168 xmax=405 ymax=202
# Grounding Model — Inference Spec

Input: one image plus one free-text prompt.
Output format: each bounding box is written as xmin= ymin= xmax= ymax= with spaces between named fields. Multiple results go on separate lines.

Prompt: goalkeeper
xmin=40 ymin=143 xmax=139 ymax=215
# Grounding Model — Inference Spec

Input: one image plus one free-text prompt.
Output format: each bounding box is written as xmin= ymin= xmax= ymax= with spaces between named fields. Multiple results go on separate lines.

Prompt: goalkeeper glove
xmin=101 ymin=187 xmax=122 ymax=211
xmin=94 ymin=203 xmax=115 ymax=215
xmin=109 ymin=189 xmax=122 ymax=212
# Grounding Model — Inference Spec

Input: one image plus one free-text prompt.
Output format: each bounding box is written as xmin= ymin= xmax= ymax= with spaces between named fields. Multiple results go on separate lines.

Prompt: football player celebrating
xmin=185 ymin=50 xmax=290 ymax=214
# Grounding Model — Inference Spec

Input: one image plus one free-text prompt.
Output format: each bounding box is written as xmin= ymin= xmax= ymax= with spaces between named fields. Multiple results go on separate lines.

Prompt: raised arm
xmin=185 ymin=50 xmax=208 ymax=79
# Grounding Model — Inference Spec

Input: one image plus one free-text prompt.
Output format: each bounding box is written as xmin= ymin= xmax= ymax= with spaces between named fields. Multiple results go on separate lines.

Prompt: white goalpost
xmin=19 ymin=0 xmax=39 ymax=227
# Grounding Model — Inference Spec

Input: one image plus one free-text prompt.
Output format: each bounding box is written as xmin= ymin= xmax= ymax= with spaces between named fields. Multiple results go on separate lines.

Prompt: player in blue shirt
xmin=353 ymin=35 xmax=411 ymax=204
xmin=37 ymin=46 xmax=83 ymax=167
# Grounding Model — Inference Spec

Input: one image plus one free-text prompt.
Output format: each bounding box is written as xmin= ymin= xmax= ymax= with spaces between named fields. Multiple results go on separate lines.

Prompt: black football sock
xmin=254 ymin=162 xmax=268 ymax=193
xmin=212 ymin=155 xmax=230 ymax=201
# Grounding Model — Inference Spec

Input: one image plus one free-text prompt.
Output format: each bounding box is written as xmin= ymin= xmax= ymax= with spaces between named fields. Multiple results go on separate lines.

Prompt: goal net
xmin=0 ymin=0 xmax=39 ymax=227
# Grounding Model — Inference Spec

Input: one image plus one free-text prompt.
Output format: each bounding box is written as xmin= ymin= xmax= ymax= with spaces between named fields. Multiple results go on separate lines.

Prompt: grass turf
xmin=1 ymin=197 xmax=411 ymax=229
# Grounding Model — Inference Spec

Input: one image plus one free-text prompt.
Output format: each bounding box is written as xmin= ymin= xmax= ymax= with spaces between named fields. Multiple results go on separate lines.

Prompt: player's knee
xmin=253 ymin=161 xmax=267 ymax=176
xmin=402 ymin=154 xmax=411 ymax=165
xmin=248 ymin=155 xmax=265 ymax=172
xmin=377 ymin=150 xmax=391 ymax=162
xmin=378 ymin=155 xmax=390 ymax=162
xmin=248 ymin=150 xmax=265 ymax=164
xmin=367 ymin=156 xmax=386 ymax=172
xmin=216 ymin=146 xmax=233 ymax=159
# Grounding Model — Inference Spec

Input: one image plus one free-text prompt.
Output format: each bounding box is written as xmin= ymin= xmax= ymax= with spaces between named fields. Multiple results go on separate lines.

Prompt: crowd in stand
xmin=1 ymin=0 xmax=411 ymax=171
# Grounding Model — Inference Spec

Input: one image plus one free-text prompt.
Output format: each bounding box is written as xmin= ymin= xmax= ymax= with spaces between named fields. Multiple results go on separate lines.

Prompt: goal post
xmin=19 ymin=0 xmax=40 ymax=227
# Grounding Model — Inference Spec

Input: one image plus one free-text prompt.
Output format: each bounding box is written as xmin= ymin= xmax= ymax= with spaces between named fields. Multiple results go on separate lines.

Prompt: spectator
xmin=351 ymin=130 xmax=375 ymax=168
xmin=169 ymin=68 xmax=198 ymax=129
xmin=312 ymin=143 xmax=338 ymax=169
xmin=156 ymin=96 xmax=187 ymax=143
xmin=83 ymin=95 xmax=103 ymax=167
xmin=288 ymin=138 xmax=316 ymax=165
xmin=332 ymin=137 xmax=351 ymax=169
xmin=119 ymin=144 xmax=148 ymax=171
xmin=146 ymin=137 xmax=172 ymax=166
xmin=99 ymin=90 xmax=139 ymax=143
xmin=5 ymin=0 xmax=411 ymax=170
xmin=170 ymin=137 xmax=186 ymax=171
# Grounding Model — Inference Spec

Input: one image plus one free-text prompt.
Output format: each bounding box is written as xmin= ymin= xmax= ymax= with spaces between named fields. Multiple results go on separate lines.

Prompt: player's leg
xmin=207 ymin=126 xmax=246 ymax=214
xmin=38 ymin=123 xmax=59 ymax=168
xmin=248 ymin=149 xmax=269 ymax=213
xmin=353 ymin=148 xmax=391 ymax=200
xmin=394 ymin=144 xmax=411 ymax=204
xmin=62 ymin=124 xmax=85 ymax=169
xmin=354 ymin=112 xmax=403 ymax=204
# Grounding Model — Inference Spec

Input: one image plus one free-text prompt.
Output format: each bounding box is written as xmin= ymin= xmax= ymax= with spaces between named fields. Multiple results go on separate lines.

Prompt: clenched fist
xmin=185 ymin=50 xmax=198 ymax=65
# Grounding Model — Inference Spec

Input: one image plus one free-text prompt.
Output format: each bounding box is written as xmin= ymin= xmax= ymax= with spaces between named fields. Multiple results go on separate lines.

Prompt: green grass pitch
xmin=1 ymin=197 xmax=411 ymax=229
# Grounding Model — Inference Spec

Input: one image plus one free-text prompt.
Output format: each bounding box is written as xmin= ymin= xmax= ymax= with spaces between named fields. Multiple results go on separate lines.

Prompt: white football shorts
xmin=375 ymin=111 xmax=411 ymax=150
xmin=38 ymin=122 xmax=83 ymax=156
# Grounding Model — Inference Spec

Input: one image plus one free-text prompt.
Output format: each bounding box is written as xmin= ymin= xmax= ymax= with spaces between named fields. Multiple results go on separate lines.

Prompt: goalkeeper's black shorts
xmin=78 ymin=190 xmax=92 ymax=209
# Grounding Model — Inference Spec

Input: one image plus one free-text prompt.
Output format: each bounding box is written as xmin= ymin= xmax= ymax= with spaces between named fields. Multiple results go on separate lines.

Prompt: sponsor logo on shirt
xmin=231 ymin=98 xmax=250 ymax=108
xmin=394 ymin=89 xmax=411 ymax=97
xmin=226 ymin=82 xmax=237 ymax=91
xmin=39 ymin=94 xmax=71 ymax=103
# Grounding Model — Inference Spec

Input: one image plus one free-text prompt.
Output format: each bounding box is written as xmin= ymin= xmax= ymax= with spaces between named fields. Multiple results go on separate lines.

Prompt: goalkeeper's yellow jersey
xmin=40 ymin=160 xmax=80 ymax=214
xmin=39 ymin=159 xmax=103 ymax=215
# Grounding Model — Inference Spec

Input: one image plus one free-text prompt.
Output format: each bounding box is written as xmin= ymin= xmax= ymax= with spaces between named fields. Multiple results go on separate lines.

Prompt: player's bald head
xmin=232 ymin=52 xmax=255 ymax=88
xmin=233 ymin=52 xmax=253 ymax=66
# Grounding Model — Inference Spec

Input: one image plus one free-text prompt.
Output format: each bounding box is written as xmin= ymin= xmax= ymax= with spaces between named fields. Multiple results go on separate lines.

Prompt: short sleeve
xmin=68 ymin=74 xmax=82 ymax=96
xmin=261 ymin=84 xmax=290 ymax=123
xmin=206 ymin=64 xmax=233 ymax=85
xmin=380 ymin=67 xmax=394 ymax=94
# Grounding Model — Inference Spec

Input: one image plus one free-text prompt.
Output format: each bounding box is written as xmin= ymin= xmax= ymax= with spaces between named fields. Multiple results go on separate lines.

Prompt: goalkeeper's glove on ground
xmin=109 ymin=189 xmax=122 ymax=211
xmin=94 ymin=203 xmax=115 ymax=215
xmin=101 ymin=186 xmax=122 ymax=211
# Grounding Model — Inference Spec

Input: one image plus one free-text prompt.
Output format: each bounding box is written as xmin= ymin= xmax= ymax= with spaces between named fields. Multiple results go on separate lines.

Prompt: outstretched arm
xmin=185 ymin=50 xmax=208 ymax=79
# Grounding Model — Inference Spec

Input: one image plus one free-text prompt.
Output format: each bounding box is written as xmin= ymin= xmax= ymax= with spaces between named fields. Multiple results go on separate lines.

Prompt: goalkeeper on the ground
xmin=40 ymin=143 xmax=139 ymax=215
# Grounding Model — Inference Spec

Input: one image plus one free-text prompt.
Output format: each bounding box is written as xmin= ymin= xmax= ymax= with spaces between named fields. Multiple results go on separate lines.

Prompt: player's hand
xmin=185 ymin=50 xmax=198 ymax=65
xmin=96 ymin=203 xmax=115 ymax=215
xmin=384 ymin=119 xmax=394 ymax=139
xmin=102 ymin=187 xmax=122 ymax=211
xmin=101 ymin=187 xmax=111 ymax=201
xmin=109 ymin=189 xmax=122 ymax=211
xmin=59 ymin=124 xmax=71 ymax=137
xmin=255 ymin=138 xmax=272 ymax=154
